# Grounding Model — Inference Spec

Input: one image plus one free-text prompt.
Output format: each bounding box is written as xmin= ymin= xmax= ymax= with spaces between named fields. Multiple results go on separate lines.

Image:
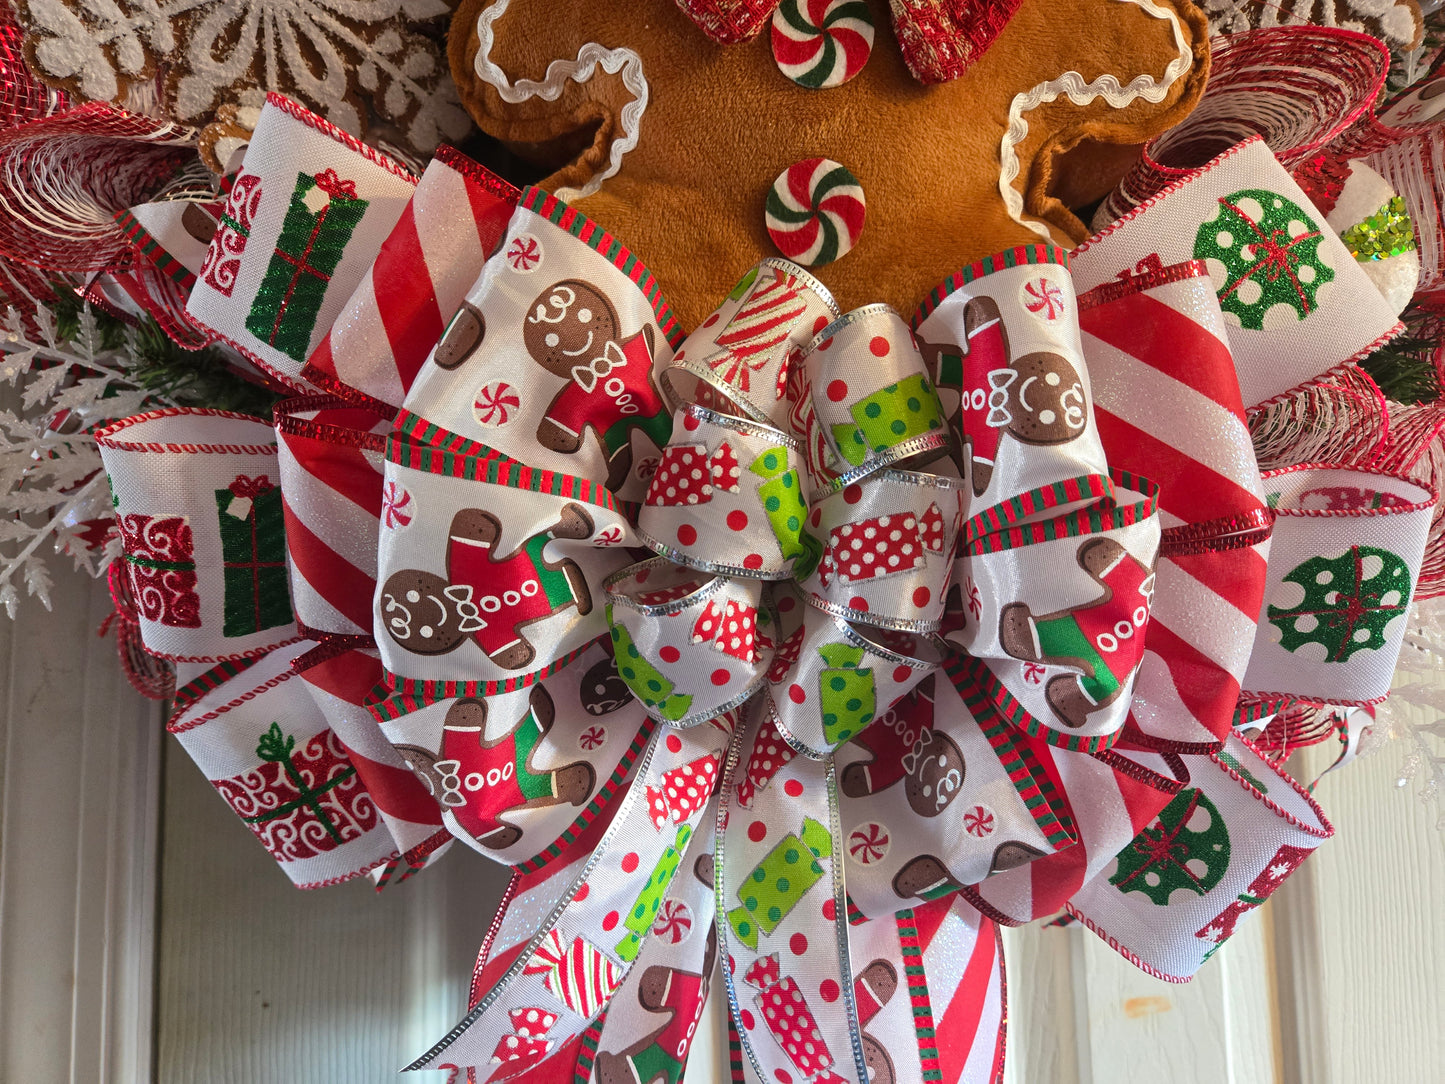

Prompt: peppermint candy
xmin=380 ymin=481 xmax=412 ymax=529
xmin=765 ymin=158 xmax=866 ymax=268
xmin=847 ymin=821 xmax=890 ymax=864
xmin=506 ymin=233 xmax=542 ymax=272
xmin=963 ymin=804 xmax=996 ymax=838
xmin=652 ymin=899 xmax=694 ymax=944
xmin=771 ymin=0 xmax=874 ymax=90
xmin=472 ymin=381 xmax=520 ymax=427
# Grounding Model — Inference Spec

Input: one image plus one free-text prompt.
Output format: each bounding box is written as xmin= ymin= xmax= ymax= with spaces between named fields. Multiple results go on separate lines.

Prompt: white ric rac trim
xmin=473 ymin=0 xmax=649 ymax=201
xmin=999 ymin=0 xmax=1192 ymax=239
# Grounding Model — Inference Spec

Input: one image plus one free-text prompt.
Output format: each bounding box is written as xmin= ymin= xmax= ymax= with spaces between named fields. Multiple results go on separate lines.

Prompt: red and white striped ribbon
xmin=1078 ymin=259 xmax=1271 ymax=746
xmin=293 ymin=642 xmax=450 ymax=877
xmin=274 ymin=396 xmax=389 ymax=639
xmin=303 ymin=145 xmax=520 ymax=414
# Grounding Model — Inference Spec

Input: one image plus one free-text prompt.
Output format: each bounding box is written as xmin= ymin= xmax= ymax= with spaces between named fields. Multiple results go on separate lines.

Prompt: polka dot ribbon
xmin=606 ymin=267 xmax=965 ymax=756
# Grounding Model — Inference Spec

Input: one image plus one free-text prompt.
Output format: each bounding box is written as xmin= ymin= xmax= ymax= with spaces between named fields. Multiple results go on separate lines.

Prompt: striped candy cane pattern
xmin=275 ymin=396 xmax=390 ymax=638
xmin=1077 ymin=260 xmax=1271 ymax=747
xmin=303 ymin=145 xmax=519 ymax=414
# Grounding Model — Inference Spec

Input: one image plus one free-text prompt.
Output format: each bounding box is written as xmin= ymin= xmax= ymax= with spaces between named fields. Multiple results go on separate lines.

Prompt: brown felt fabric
xmin=449 ymin=0 xmax=1209 ymax=328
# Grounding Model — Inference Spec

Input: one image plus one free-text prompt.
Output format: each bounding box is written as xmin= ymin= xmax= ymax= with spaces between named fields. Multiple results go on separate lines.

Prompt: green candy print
xmin=726 ymin=816 xmax=831 ymax=949
xmin=817 ymin=642 xmax=874 ymax=746
xmin=749 ymin=445 xmax=822 ymax=578
xmin=607 ymin=610 xmax=694 ymax=722
xmin=831 ymin=373 xmax=944 ymax=466
xmin=727 ymin=266 xmax=760 ymax=302
xmin=1109 ymin=788 xmax=1231 ymax=906
xmin=1194 ymin=189 xmax=1333 ymax=330
xmin=616 ymin=824 xmax=693 ymax=962
xmin=1267 ymin=545 xmax=1412 ymax=662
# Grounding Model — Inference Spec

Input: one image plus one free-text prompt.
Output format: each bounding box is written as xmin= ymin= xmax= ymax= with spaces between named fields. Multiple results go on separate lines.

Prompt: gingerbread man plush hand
xmin=447 ymin=0 xmax=1207 ymax=326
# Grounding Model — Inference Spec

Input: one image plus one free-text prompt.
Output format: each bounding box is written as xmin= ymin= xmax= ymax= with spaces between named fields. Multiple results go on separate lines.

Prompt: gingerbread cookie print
xmin=838 ymin=677 xmax=966 ymax=818
xmin=380 ymin=503 xmax=595 ymax=670
xmin=525 ymin=279 xmax=674 ymax=490
xmin=854 ymin=960 xmax=899 ymax=1084
xmin=594 ymin=927 xmax=718 ymax=1084
xmin=394 ymin=687 xmax=595 ymax=851
xmin=920 ymin=295 xmax=1087 ymax=496
xmin=434 ymin=302 xmax=486 ymax=370
xmin=999 ymin=537 xmax=1154 ymax=729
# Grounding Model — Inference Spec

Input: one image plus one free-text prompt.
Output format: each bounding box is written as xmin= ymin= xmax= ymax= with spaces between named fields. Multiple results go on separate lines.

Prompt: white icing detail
xmin=999 ymin=0 xmax=1193 ymax=238
xmin=473 ymin=0 xmax=648 ymax=201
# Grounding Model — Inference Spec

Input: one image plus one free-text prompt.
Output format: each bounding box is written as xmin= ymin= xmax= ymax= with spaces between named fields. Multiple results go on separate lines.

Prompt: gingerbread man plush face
xmin=449 ymin=0 xmax=1208 ymax=326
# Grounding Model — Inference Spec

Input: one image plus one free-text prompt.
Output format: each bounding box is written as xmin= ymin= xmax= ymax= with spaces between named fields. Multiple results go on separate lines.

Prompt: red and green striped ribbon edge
xmin=897 ymin=908 xmax=943 ymax=1082
xmin=112 ymin=207 xmax=199 ymax=290
xmin=949 ymin=655 xmax=1079 ymax=844
xmin=365 ymin=643 xmax=594 ymax=722
xmin=513 ymin=716 xmax=657 ymax=875
xmin=521 ymin=187 xmax=685 ymax=349
xmin=572 ymin=1009 xmax=608 ymax=1083
xmin=964 ymin=473 xmax=1112 ymax=546
xmin=167 ymin=654 xmax=263 ymax=723
xmin=910 ymin=243 xmax=1070 ymax=330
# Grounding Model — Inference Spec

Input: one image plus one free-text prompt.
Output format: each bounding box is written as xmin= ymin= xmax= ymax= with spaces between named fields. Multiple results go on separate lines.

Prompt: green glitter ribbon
xmin=1341 ymin=196 xmax=1417 ymax=261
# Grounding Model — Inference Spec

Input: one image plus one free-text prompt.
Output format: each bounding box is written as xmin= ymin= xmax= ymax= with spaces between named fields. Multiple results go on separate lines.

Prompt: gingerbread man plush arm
xmin=448 ymin=0 xmax=1207 ymax=326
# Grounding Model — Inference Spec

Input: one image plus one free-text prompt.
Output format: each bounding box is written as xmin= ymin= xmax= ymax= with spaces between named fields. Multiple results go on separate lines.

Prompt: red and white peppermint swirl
xmin=652 ymin=899 xmax=693 ymax=943
xmin=381 ymin=481 xmax=412 ymax=529
xmin=847 ymin=821 xmax=890 ymax=864
xmin=506 ymin=233 xmax=542 ymax=272
xmin=771 ymin=0 xmax=874 ymax=89
xmin=765 ymin=157 xmax=866 ymax=268
xmin=473 ymin=381 xmax=520 ymax=427
xmin=963 ymin=804 xmax=996 ymax=838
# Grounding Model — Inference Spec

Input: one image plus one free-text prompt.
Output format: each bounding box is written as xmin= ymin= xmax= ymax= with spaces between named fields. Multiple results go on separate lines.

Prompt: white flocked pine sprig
xmin=1380 ymin=596 xmax=1445 ymax=828
xmin=0 ymin=301 xmax=168 ymax=618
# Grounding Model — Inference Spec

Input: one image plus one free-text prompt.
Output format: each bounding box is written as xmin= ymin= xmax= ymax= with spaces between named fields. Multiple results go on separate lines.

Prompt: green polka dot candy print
xmin=1194 ymin=189 xmax=1334 ymax=331
xmin=607 ymin=614 xmax=694 ymax=721
xmin=1267 ymin=545 xmax=1412 ymax=662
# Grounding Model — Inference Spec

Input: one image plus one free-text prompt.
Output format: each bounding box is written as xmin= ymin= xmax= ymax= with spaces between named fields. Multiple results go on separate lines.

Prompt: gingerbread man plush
xmin=447 ymin=0 xmax=1208 ymax=327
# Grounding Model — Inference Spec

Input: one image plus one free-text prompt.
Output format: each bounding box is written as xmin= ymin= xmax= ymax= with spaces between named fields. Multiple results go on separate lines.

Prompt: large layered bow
xmin=92 ymin=93 xmax=1440 ymax=1083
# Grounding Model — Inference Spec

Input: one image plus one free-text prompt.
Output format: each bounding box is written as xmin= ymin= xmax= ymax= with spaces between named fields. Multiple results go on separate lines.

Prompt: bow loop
xmin=800 ymin=304 xmax=950 ymax=490
xmin=664 ymin=258 xmax=838 ymax=428
xmin=605 ymin=560 xmax=775 ymax=727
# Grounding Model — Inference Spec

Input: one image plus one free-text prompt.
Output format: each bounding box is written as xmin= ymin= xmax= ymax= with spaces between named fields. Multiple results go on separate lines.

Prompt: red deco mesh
xmin=0 ymin=0 xmax=69 ymax=128
xmin=1097 ymin=26 xmax=1388 ymax=224
xmin=0 ymin=102 xmax=195 ymax=272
